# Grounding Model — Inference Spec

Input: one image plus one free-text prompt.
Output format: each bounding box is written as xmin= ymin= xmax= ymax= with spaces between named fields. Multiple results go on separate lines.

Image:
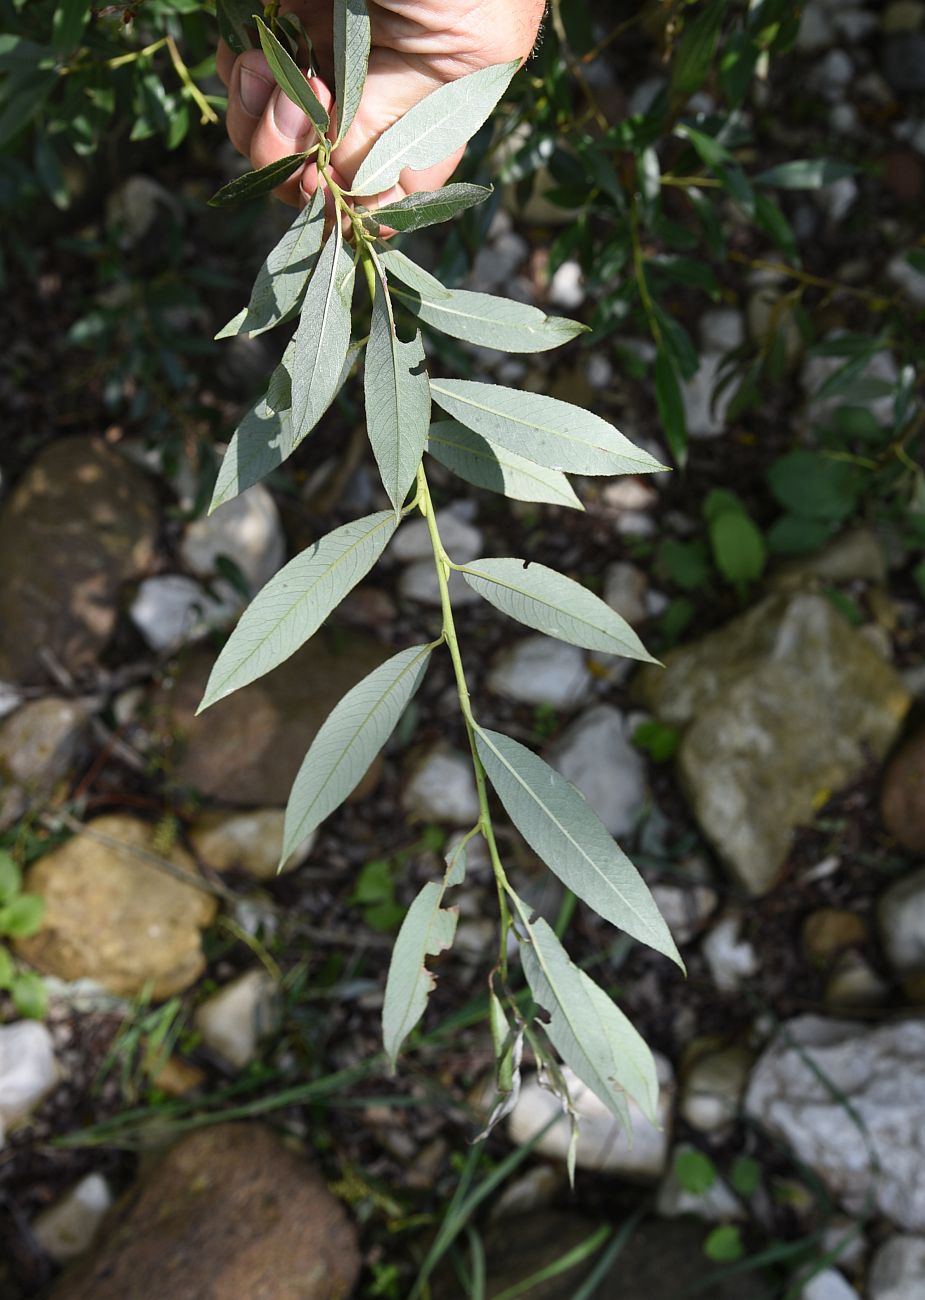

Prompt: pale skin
xmin=216 ymin=0 xmax=547 ymax=208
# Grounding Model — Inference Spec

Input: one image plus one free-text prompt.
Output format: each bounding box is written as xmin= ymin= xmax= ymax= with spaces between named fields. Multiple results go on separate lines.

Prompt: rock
xmin=488 ymin=635 xmax=592 ymax=708
xmin=813 ymin=49 xmax=855 ymax=98
xmin=699 ymin=308 xmax=745 ymax=353
xmin=772 ymin=527 xmax=887 ymax=586
xmin=32 ymin=1174 xmax=113 ymax=1264
xmin=508 ymin=1059 xmax=674 ymax=1179
xmin=490 ymin=1164 xmax=564 ymax=1220
xmin=877 ymin=866 xmax=925 ymax=993
xmin=14 ymin=815 xmax=217 ymax=999
xmin=824 ymin=950 xmax=890 ymax=1008
xmin=802 ymin=909 xmax=867 ymax=965
xmin=189 ymin=808 xmax=315 ymax=880
xmin=680 ymin=1046 xmax=752 ymax=1132
xmin=152 ymin=631 xmax=386 ymax=806
xmin=746 ymin=287 xmax=803 ymax=364
xmin=0 ymin=438 xmax=158 ymax=685
xmin=47 ymin=1124 xmax=361 ymax=1300
xmin=106 ymin=176 xmax=181 ymax=251
xmin=817 ymin=176 xmax=859 ymax=223
xmin=887 ymin=251 xmax=925 ymax=307
xmin=403 ymin=743 xmax=480 ymax=825
xmin=802 ymin=1270 xmax=861 ymax=1300
xmin=0 ymin=698 xmax=90 ymax=829
xmin=639 ymin=592 xmax=910 ymax=894
xmin=546 ymin=705 xmax=647 ymax=840
xmin=649 ymin=883 xmax=718 ymax=946
xmin=0 ymin=681 xmax=21 ymax=720
xmin=868 ymin=1234 xmax=925 ymax=1300
xmin=130 ymin=575 xmax=239 ymax=653
xmin=0 ymin=1021 xmax=57 ymax=1143
xmin=802 ymin=342 xmax=899 ymax=426
xmin=702 ymin=914 xmax=760 ymax=993
xmin=548 ymin=260 xmax=585 ymax=310
xmin=883 ymin=33 xmax=925 ymax=93
xmin=745 ymin=1015 xmax=925 ymax=1229
xmin=194 ymin=970 xmax=278 ymax=1069
xmin=657 ymin=1145 xmax=745 ymax=1221
xmin=883 ymin=1 xmax=925 ymax=34
xmin=604 ymin=562 xmax=649 ymax=627
xmin=391 ymin=508 xmax=482 ymax=564
xmin=797 ymin=3 xmax=835 ymax=51
xmin=681 ymin=353 xmax=732 ymax=439
xmin=181 ymin=484 xmax=284 ymax=596
xmin=398 ymin=560 xmax=480 ymax=606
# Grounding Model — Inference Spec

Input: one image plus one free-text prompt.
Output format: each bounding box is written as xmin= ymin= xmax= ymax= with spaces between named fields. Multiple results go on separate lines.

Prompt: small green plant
xmin=0 ymin=849 xmax=47 ymax=1018
xmin=200 ymin=0 xmax=683 ymax=1161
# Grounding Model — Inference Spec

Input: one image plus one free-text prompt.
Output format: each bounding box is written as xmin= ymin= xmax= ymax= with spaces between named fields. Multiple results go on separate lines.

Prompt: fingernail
xmin=273 ymin=88 xmax=311 ymax=139
xmin=239 ymin=66 xmax=273 ymax=117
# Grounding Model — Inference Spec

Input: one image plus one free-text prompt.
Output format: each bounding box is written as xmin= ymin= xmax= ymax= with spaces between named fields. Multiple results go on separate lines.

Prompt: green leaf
xmin=0 ymin=72 xmax=56 ymax=149
xmin=11 ymin=970 xmax=48 ymax=1020
xmin=256 ymin=17 xmax=330 ymax=135
xmin=767 ymin=450 xmax=863 ymax=521
xmin=361 ymin=184 xmax=492 ymax=233
xmin=383 ymin=877 xmax=459 ymax=1068
xmin=670 ymin=0 xmax=725 ymax=100
xmin=289 ymin=224 xmax=357 ymax=455
xmin=430 ymin=380 xmax=666 ymax=477
xmin=474 ymin=727 xmax=682 ymax=965
xmin=675 ymin=1148 xmax=716 ymax=1195
xmin=654 ymin=347 xmax=688 ymax=467
xmin=52 ymin=0 xmax=91 ymax=53
xmin=515 ymin=906 xmax=659 ymax=1123
xmin=333 ymin=0 xmax=370 ymax=144
xmin=766 ymin=515 xmax=834 ymax=555
xmin=382 ymin=248 xmax=586 ymax=353
xmin=731 ymin=1156 xmax=761 ymax=1198
xmin=210 ymin=399 xmax=291 ymax=512
xmin=426 ymin=420 xmax=583 ymax=510
xmin=352 ymin=59 xmax=519 ymax=196
xmin=703 ymin=1226 xmax=745 ymax=1263
xmin=460 ymin=559 xmax=657 ymax=661
xmin=0 ymin=851 xmax=21 ymax=904
xmin=208 ymin=152 xmax=312 ymax=207
xmin=198 ymin=510 xmax=398 ymax=710
xmin=907 ymin=250 xmax=925 ymax=276
xmin=0 ymin=946 xmax=12 ymax=988
xmin=217 ymin=0 xmax=257 ymax=55
xmin=0 ymin=893 xmax=45 ymax=939
xmin=283 ymin=643 xmax=433 ymax=859
xmin=754 ymin=159 xmax=857 ymax=189
xmin=364 ymin=262 xmax=431 ymax=510
xmin=216 ymin=187 xmax=326 ymax=339
xmin=704 ymin=491 xmax=766 ymax=587
xmin=632 ymin=720 xmax=680 ymax=763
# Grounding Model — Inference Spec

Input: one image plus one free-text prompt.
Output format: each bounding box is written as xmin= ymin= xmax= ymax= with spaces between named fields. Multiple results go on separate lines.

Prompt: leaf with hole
xmin=383 ymin=874 xmax=459 ymax=1067
xmin=426 ymin=421 xmax=582 ymax=510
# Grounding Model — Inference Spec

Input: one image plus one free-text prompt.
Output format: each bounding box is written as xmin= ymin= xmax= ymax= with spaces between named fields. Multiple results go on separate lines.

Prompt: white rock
xmin=547 ymin=705 xmax=647 ymax=839
xmin=0 ymin=681 xmax=21 ymax=720
xmin=603 ymin=562 xmax=649 ymax=627
xmin=817 ymin=176 xmax=859 ymax=223
xmin=802 ymin=1270 xmax=861 ymax=1300
xmin=649 ymin=883 xmax=718 ymax=946
xmin=813 ymin=49 xmax=855 ymax=98
xmin=508 ymin=1060 xmax=674 ymax=1178
xmin=877 ymin=867 xmax=925 ymax=980
xmin=403 ymin=744 xmax=480 ymax=825
xmin=32 ymin=1173 xmax=113 ymax=1263
xmin=830 ymin=103 xmax=860 ymax=134
xmin=802 ymin=338 xmax=899 ymax=424
xmin=797 ymin=3 xmax=835 ymax=51
xmin=181 ymin=483 xmax=285 ymax=595
xmin=628 ymin=77 xmax=665 ymax=116
xmin=189 ymin=808 xmax=315 ymax=880
xmin=682 ymin=353 xmax=732 ymax=438
xmin=470 ymin=230 xmax=528 ymax=293
xmin=887 ymin=252 xmax=925 ymax=307
xmin=868 ymin=1234 xmax=925 ymax=1300
xmin=681 ymin=1047 xmax=752 ymax=1132
xmin=130 ymin=575 xmax=238 ymax=652
xmin=586 ymin=355 xmax=614 ymax=389
xmin=194 ymin=969 xmax=278 ymax=1070
xmin=398 ymin=561 xmax=480 ymax=607
xmin=106 ymin=175 xmax=181 ymax=248
xmin=601 ymin=478 xmax=658 ymax=512
xmin=392 ymin=509 xmax=482 ymax=564
xmin=547 ymin=260 xmax=585 ymax=310
xmin=702 ymin=914 xmax=760 ymax=994
xmin=0 ymin=1021 xmax=57 ymax=1142
xmin=656 ymin=1145 xmax=745 ymax=1220
xmin=745 ymin=1015 xmax=925 ymax=1230
xmin=487 ymin=636 xmax=592 ymax=708
xmin=747 ymin=287 xmax=803 ymax=362
xmin=699 ymin=308 xmax=745 ymax=353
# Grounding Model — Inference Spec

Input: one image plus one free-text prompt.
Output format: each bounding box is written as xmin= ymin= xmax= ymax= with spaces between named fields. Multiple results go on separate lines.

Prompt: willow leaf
xmin=362 ymin=183 xmax=492 ymax=233
xmin=426 ymin=421 xmax=582 ymax=510
xmin=256 ymin=16 xmax=329 ymax=134
xmin=208 ymin=151 xmax=311 ymax=206
xmin=333 ymin=0 xmax=370 ymax=145
xmin=383 ymin=876 xmax=458 ymax=1068
xmin=290 ymin=225 xmax=356 ymax=454
xmin=211 ymin=399 xmax=291 ymax=512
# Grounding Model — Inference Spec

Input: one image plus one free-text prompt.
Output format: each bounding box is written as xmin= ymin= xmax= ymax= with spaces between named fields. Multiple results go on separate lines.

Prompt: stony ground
xmin=1 ymin=3 xmax=925 ymax=1299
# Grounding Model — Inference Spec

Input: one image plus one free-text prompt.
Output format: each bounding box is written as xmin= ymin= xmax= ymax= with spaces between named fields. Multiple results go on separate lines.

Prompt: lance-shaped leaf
xmin=216 ymin=187 xmax=325 ymax=339
xmin=514 ymin=903 xmax=659 ymax=1123
xmin=361 ymin=184 xmax=492 ymax=233
xmin=352 ymin=59 xmax=518 ymax=196
xmin=430 ymin=379 xmax=666 ymax=477
xmin=283 ymin=643 xmax=433 ymax=859
xmin=265 ymin=339 xmax=296 ymax=412
xmin=216 ymin=0 xmax=257 ymax=54
xmin=211 ymin=399 xmax=291 ymax=513
xmin=382 ymin=248 xmax=585 ymax=352
xmin=461 ymin=558 xmax=656 ymax=660
xmin=289 ymin=225 xmax=356 ymax=454
xmin=474 ymin=726 xmax=682 ymax=966
xmin=426 ymin=421 xmax=582 ymax=510
xmin=256 ymin=17 xmax=330 ymax=134
xmin=333 ymin=0 xmax=370 ymax=145
xmin=383 ymin=875 xmax=458 ymax=1068
xmin=198 ymin=510 xmax=398 ymax=710
xmin=208 ymin=151 xmax=312 ymax=206
xmin=364 ymin=265 xmax=430 ymax=509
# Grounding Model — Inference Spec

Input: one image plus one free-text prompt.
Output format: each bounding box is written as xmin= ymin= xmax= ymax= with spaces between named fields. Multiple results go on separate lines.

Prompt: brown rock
xmin=802 ymin=909 xmax=867 ymax=966
xmin=49 ymin=1124 xmax=361 ymax=1300
xmin=881 ymin=723 xmax=925 ymax=852
xmin=0 ymin=438 xmax=159 ymax=685
xmin=152 ymin=629 xmax=386 ymax=806
xmin=15 ymin=815 xmax=217 ymax=999
xmin=0 ymin=698 xmax=91 ymax=829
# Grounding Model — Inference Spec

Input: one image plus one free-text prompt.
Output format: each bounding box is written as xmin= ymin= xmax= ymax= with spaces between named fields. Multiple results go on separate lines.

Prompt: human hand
xmin=216 ymin=1 xmax=546 ymax=208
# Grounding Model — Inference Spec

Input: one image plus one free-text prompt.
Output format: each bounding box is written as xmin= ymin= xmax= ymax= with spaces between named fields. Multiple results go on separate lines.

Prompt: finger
xmin=217 ymin=39 xmax=236 ymax=88
xmin=225 ymin=49 xmax=276 ymax=158
xmin=249 ymin=75 xmax=333 ymax=207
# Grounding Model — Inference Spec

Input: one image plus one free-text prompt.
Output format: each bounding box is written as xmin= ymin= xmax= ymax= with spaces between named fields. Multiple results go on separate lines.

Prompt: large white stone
xmin=508 ymin=1059 xmax=674 ymax=1178
xmin=603 ymin=562 xmax=649 ymax=627
xmin=868 ymin=1235 xmax=925 ymax=1300
xmin=802 ymin=339 xmax=899 ymax=425
xmin=681 ymin=352 xmax=732 ymax=439
xmin=392 ymin=508 xmax=482 ymax=564
xmin=189 ymin=808 xmax=315 ymax=881
xmin=745 ymin=1016 xmax=925 ymax=1229
xmin=487 ymin=636 xmax=592 ymax=709
xmin=699 ymin=308 xmax=745 ymax=353
xmin=130 ymin=575 xmax=239 ymax=653
xmin=702 ymin=914 xmax=760 ymax=993
xmin=403 ymin=744 xmax=480 ymax=825
xmin=32 ymin=1173 xmax=113 ymax=1263
xmin=801 ymin=1270 xmax=861 ymax=1300
xmin=546 ymin=705 xmax=647 ymax=839
xmin=681 ymin=1046 xmax=752 ymax=1133
xmin=194 ymin=969 xmax=278 ymax=1070
xmin=0 ymin=1021 xmax=57 ymax=1142
xmin=877 ymin=867 xmax=925 ymax=980
xmin=181 ymin=483 xmax=284 ymax=595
